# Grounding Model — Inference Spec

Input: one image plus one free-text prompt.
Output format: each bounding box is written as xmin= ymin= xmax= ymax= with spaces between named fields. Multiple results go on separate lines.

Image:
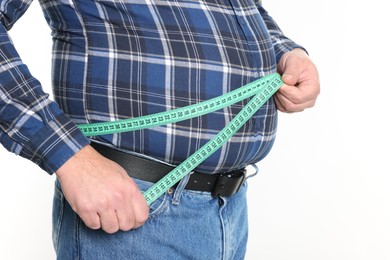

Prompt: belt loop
xmin=245 ymin=163 xmax=259 ymax=180
xmin=172 ymin=173 xmax=192 ymax=206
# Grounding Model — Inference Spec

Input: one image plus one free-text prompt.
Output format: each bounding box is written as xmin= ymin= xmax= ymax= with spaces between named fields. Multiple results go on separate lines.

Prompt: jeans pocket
xmin=52 ymin=180 xmax=65 ymax=252
xmin=134 ymin=178 xmax=169 ymax=219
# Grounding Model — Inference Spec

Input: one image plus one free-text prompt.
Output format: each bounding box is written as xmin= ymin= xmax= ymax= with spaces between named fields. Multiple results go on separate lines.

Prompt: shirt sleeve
xmin=0 ymin=0 xmax=90 ymax=174
xmin=257 ymin=1 xmax=307 ymax=62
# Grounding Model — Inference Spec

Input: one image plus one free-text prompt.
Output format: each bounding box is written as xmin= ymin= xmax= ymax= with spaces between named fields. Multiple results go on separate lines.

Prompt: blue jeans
xmin=52 ymin=174 xmax=249 ymax=260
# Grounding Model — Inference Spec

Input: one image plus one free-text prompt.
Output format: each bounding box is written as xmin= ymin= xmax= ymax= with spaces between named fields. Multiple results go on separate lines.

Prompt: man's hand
xmin=56 ymin=145 xmax=149 ymax=234
xmin=275 ymin=48 xmax=320 ymax=112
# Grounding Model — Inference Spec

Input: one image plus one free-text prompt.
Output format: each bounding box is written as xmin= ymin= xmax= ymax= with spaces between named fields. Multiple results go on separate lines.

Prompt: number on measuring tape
xmin=77 ymin=73 xmax=283 ymax=205
xmin=78 ymin=74 xmax=282 ymax=136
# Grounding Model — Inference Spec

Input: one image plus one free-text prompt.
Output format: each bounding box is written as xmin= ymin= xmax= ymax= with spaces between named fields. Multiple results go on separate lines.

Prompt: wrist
xmin=56 ymin=145 xmax=95 ymax=178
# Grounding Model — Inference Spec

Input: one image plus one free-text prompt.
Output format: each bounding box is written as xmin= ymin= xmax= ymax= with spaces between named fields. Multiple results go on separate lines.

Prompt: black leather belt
xmin=91 ymin=142 xmax=246 ymax=197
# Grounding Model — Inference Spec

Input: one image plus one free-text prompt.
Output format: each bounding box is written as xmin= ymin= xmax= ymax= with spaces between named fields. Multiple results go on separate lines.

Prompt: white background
xmin=1 ymin=0 xmax=389 ymax=259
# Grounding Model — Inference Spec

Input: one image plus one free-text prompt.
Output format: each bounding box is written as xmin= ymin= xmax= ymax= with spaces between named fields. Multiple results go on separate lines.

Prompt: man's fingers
xmin=132 ymin=191 xmax=150 ymax=229
xmin=275 ymin=82 xmax=318 ymax=112
xmin=277 ymin=84 xmax=308 ymax=104
xmin=274 ymin=92 xmax=314 ymax=113
xmin=78 ymin=211 xmax=101 ymax=230
xmin=56 ymin=145 xmax=150 ymax=234
xmin=278 ymin=53 xmax=303 ymax=86
xmin=116 ymin=206 xmax=136 ymax=232
xmin=278 ymin=74 xmax=319 ymax=99
xmin=281 ymin=74 xmax=297 ymax=86
xmin=76 ymin=197 xmax=147 ymax=233
xmin=99 ymin=210 xmax=120 ymax=234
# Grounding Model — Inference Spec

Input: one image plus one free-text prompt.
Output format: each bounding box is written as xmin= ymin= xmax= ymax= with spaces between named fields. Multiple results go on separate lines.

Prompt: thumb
xmin=278 ymin=54 xmax=302 ymax=86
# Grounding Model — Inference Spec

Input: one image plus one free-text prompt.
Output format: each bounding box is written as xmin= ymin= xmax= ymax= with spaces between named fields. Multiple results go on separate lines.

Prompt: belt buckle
xmin=211 ymin=169 xmax=246 ymax=197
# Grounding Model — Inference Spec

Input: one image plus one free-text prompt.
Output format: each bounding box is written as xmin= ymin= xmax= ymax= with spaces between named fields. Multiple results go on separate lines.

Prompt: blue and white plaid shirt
xmin=0 ymin=0 xmax=302 ymax=174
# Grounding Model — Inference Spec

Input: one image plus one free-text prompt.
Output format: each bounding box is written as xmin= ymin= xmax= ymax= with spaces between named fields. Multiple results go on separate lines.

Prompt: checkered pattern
xmin=0 ymin=0 xmax=302 ymax=174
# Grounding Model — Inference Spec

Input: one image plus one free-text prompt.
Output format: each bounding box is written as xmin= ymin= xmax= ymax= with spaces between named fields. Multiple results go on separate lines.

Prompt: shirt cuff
xmin=273 ymin=37 xmax=308 ymax=63
xmin=20 ymin=113 xmax=90 ymax=174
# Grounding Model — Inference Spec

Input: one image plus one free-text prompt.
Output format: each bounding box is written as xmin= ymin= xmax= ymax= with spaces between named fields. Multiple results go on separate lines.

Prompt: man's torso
xmin=40 ymin=0 xmax=278 ymax=173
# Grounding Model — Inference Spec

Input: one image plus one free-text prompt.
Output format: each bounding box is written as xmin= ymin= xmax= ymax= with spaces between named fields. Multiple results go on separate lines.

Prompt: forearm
xmin=0 ymin=12 xmax=89 ymax=174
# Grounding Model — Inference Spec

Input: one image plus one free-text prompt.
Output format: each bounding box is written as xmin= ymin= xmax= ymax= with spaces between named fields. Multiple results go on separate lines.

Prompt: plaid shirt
xmin=0 ymin=0 xmax=302 ymax=174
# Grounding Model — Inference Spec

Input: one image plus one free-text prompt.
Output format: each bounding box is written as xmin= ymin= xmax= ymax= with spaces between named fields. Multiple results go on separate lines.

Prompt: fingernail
xmin=282 ymin=74 xmax=294 ymax=81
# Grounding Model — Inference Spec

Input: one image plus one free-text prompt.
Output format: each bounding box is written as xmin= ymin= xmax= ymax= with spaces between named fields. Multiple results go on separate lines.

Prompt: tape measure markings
xmin=77 ymin=73 xmax=283 ymax=205
xmin=143 ymin=74 xmax=283 ymax=205
xmin=78 ymin=73 xmax=280 ymax=136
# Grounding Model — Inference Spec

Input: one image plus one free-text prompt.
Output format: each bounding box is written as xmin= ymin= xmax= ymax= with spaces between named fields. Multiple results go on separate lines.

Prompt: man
xmin=0 ymin=0 xmax=319 ymax=259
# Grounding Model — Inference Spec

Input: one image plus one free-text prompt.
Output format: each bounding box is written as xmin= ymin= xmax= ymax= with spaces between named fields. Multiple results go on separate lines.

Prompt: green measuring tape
xmin=78 ymin=73 xmax=283 ymax=205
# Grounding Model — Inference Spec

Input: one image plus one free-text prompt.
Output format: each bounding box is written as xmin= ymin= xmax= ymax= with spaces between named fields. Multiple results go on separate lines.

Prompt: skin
xmin=56 ymin=146 xmax=149 ymax=234
xmin=56 ymin=48 xmax=320 ymax=234
xmin=276 ymin=48 xmax=320 ymax=112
